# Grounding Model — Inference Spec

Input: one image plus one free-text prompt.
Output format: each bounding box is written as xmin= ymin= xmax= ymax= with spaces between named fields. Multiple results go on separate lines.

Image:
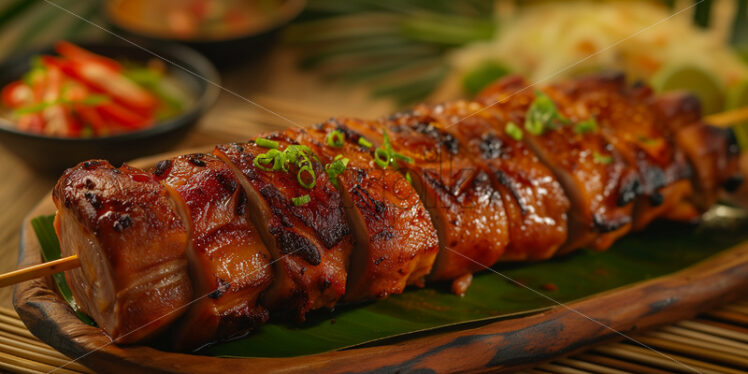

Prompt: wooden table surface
xmin=0 ymin=45 xmax=395 ymax=309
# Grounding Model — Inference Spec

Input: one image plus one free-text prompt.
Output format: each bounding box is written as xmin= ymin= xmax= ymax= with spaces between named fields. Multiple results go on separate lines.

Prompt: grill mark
xmin=209 ymin=278 xmax=231 ymax=299
xmin=642 ymin=166 xmax=667 ymax=193
xmin=351 ymin=185 xmax=386 ymax=219
xmin=480 ymin=134 xmax=503 ymax=159
xmin=153 ymin=160 xmax=172 ymax=177
xmin=235 ymin=189 xmax=247 ymax=216
xmin=270 ymin=227 xmax=321 ymax=265
xmin=84 ymin=192 xmax=102 ymax=210
xmin=617 ymin=178 xmax=639 ymax=207
xmin=413 ymin=122 xmax=459 ymax=155
xmin=215 ymin=172 xmax=237 ymax=193
xmin=189 ymin=154 xmax=207 ymax=167
xmin=494 ymin=170 xmax=527 ymax=215
xmin=113 ymin=214 xmax=132 ymax=232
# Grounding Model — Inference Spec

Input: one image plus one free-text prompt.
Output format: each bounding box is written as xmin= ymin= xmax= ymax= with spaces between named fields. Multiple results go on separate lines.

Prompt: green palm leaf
xmin=287 ymin=0 xmax=496 ymax=105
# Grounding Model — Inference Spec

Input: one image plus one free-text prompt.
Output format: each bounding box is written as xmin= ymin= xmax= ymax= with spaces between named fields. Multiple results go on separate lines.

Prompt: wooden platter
xmin=12 ymin=153 xmax=748 ymax=374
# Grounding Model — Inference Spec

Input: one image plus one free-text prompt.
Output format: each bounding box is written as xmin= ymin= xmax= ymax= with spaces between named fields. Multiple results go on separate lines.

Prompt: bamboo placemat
xmin=0 ymin=300 xmax=746 ymax=374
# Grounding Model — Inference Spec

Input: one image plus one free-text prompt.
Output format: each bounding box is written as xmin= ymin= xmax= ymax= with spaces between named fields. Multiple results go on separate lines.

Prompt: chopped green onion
xmin=374 ymin=148 xmax=390 ymax=168
xmin=393 ymin=152 xmax=414 ymax=164
xmin=574 ymin=118 xmax=598 ymax=134
xmin=256 ymin=138 xmax=279 ymax=149
xmin=251 ymin=143 xmax=318 ymax=189
xmin=405 ymin=171 xmax=413 ymax=185
xmin=374 ymin=129 xmax=412 ymax=169
xmin=253 ymin=153 xmax=276 ymax=171
xmin=13 ymin=94 xmax=109 ymax=116
xmin=325 ymin=156 xmax=350 ymax=187
xmin=292 ymin=195 xmax=311 ymax=206
xmin=297 ymin=165 xmax=316 ymax=189
xmin=326 ymin=130 xmax=345 ymax=148
xmin=505 ymin=122 xmax=523 ymax=141
xmin=358 ymin=137 xmax=373 ymax=148
xmin=593 ymin=152 xmax=613 ymax=165
xmin=269 ymin=149 xmax=286 ymax=171
xmin=525 ymin=91 xmax=564 ymax=135
xmin=382 ymin=129 xmax=394 ymax=150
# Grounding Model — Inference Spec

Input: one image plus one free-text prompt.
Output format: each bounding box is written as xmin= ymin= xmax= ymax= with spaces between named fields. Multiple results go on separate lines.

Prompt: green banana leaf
xmin=31 ymin=206 xmax=748 ymax=358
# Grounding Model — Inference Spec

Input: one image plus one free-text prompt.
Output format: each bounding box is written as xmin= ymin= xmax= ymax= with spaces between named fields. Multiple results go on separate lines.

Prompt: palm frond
xmin=287 ymin=0 xmax=496 ymax=105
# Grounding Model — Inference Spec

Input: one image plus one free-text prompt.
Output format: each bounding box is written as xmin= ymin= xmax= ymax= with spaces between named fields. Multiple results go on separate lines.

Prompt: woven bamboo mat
xmin=0 ymin=301 xmax=745 ymax=374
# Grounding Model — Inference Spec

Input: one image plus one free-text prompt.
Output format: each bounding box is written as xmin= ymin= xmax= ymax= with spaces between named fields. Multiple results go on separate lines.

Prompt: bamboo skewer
xmin=705 ymin=106 xmax=748 ymax=127
xmin=0 ymin=255 xmax=79 ymax=288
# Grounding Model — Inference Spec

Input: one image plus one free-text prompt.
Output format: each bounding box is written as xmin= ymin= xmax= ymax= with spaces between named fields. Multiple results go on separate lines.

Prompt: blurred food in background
xmin=0 ymin=41 xmax=190 ymax=138
xmin=288 ymin=0 xmax=748 ymax=118
xmin=105 ymin=0 xmax=306 ymax=66
xmin=286 ymin=0 xmax=495 ymax=105
xmin=0 ymin=0 xmax=305 ymax=67
xmin=106 ymin=0 xmax=287 ymax=41
xmin=442 ymin=1 xmax=748 ymax=115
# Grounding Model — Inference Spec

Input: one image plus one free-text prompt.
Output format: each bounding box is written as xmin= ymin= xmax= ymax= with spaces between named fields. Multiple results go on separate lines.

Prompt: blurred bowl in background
xmin=104 ymin=0 xmax=307 ymax=67
xmin=0 ymin=41 xmax=219 ymax=174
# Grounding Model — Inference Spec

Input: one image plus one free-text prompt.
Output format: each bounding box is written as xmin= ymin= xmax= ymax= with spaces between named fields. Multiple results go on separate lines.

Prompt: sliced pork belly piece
xmin=545 ymin=73 xmax=696 ymax=229
xmin=52 ymin=160 xmax=192 ymax=343
xmin=478 ymin=76 xmax=637 ymax=252
xmin=288 ymin=122 xmax=439 ymax=300
xmin=153 ymin=153 xmax=273 ymax=351
xmin=415 ymin=101 xmax=570 ymax=261
xmin=653 ymin=92 xmax=743 ymax=211
xmin=214 ymin=136 xmax=353 ymax=320
xmin=345 ymin=114 xmax=509 ymax=295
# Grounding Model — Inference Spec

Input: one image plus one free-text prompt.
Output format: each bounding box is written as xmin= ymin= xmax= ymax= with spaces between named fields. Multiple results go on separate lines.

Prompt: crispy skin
xmin=416 ymin=101 xmax=569 ymax=261
xmin=479 ymin=76 xmax=636 ymax=252
xmin=154 ymin=154 xmax=273 ymax=351
xmin=653 ymin=92 xmax=743 ymax=210
xmin=290 ymin=122 xmax=439 ymax=300
xmin=349 ymin=113 xmax=509 ymax=291
xmin=52 ymin=160 xmax=192 ymax=343
xmin=214 ymin=137 xmax=353 ymax=320
xmin=546 ymin=73 xmax=696 ymax=229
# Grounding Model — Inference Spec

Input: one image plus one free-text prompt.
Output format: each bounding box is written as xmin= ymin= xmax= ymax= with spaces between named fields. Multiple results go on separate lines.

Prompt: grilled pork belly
xmin=52 ymin=160 xmax=192 ymax=343
xmin=289 ymin=122 xmax=439 ymax=300
xmin=350 ymin=112 xmax=510 ymax=295
xmin=50 ymin=73 xmax=743 ymax=349
xmin=153 ymin=154 xmax=274 ymax=351
xmin=214 ymin=137 xmax=353 ymax=320
xmin=415 ymin=101 xmax=570 ymax=261
xmin=545 ymin=73 xmax=696 ymax=229
xmin=653 ymin=92 xmax=743 ymax=211
xmin=478 ymin=76 xmax=638 ymax=252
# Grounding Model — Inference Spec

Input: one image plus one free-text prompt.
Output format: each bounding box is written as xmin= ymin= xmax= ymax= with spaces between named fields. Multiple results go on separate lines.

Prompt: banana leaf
xmin=31 ymin=206 xmax=748 ymax=358
xmin=198 ymin=206 xmax=748 ymax=358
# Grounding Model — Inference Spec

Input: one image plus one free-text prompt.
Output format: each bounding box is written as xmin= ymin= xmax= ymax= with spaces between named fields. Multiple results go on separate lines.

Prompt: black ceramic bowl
xmin=0 ymin=42 xmax=219 ymax=174
xmin=104 ymin=0 xmax=307 ymax=67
